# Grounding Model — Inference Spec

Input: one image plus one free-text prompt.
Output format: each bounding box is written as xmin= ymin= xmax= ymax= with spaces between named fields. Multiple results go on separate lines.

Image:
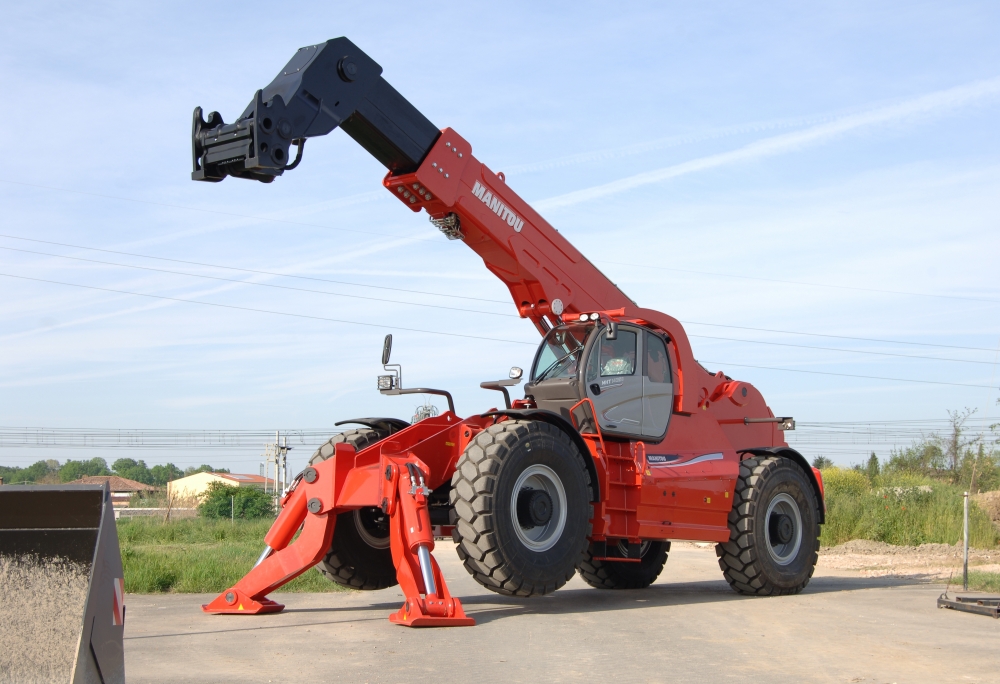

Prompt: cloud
xmin=535 ymin=76 xmax=1000 ymax=211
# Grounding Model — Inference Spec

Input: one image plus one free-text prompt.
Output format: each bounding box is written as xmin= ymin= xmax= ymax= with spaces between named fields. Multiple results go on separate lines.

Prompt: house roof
xmin=70 ymin=475 xmax=157 ymax=492
xmin=215 ymin=473 xmax=272 ymax=485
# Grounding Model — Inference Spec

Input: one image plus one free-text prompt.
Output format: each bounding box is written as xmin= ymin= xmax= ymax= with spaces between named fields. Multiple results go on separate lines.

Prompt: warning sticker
xmin=112 ymin=577 xmax=125 ymax=626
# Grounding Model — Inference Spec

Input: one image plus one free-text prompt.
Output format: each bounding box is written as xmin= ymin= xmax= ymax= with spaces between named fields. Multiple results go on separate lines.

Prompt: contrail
xmin=535 ymin=77 xmax=1000 ymax=210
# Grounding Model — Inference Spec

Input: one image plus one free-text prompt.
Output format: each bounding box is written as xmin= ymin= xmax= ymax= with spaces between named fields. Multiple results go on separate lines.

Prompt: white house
xmin=167 ymin=472 xmax=273 ymax=502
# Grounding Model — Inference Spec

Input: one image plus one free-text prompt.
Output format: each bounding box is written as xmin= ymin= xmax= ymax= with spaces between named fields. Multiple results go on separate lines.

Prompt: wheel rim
xmin=764 ymin=493 xmax=802 ymax=565
xmin=354 ymin=507 xmax=391 ymax=549
xmin=510 ymin=464 xmax=567 ymax=552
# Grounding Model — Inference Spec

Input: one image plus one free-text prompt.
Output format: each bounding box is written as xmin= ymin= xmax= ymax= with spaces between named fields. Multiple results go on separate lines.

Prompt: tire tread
xmin=450 ymin=419 xmax=593 ymax=597
xmin=715 ymin=456 xmax=820 ymax=596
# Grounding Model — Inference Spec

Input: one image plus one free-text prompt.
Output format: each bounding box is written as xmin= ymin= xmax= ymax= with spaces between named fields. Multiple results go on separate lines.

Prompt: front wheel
xmin=309 ymin=429 xmax=398 ymax=591
xmin=450 ymin=419 xmax=593 ymax=597
xmin=716 ymin=456 xmax=820 ymax=596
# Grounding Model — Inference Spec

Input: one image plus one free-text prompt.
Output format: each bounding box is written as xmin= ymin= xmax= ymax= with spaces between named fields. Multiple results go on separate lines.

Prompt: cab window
xmin=644 ymin=332 xmax=670 ymax=383
xmin=598 ymin=330 xmax=637 ymax=376
xmin=531 ymin=323 xmax=594 ymax=382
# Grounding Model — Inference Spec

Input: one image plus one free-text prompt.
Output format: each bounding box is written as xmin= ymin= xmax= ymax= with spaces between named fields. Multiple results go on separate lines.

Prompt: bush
xmin=198 ymin=481 xmax=274 ymax=520
xmin=820 ymin=469 xmax=999 ymax=549
xmin=821 ymin=467 xmax=869 ymax=498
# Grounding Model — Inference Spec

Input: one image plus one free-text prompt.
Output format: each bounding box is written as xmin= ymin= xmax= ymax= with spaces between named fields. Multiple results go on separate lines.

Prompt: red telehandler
xmin=191 ymin=37 xmax=824 ymax=627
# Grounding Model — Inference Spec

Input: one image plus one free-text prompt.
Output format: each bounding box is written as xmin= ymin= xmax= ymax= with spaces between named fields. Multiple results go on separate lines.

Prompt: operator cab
xmin=523 ymin=319 xmax=674 ymax=441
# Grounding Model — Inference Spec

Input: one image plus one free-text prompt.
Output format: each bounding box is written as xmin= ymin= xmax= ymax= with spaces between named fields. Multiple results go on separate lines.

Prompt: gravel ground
xmin=0 ymin=556 xmax=90 ymax=684
xmin=819 ymin=539 xmax=1000 ymax=580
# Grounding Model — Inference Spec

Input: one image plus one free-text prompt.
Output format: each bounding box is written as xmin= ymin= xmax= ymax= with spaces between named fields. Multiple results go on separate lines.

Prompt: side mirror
xmin=509 ymin=366 xmax=523 ymax=380
xmin=382 ymin=334 xmax=393 ymax=365
xmin=606 ymin=319 xmax=618 ymax=341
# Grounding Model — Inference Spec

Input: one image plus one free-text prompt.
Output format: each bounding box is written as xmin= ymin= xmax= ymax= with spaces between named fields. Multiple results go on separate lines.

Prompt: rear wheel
xmin=450 ymin=419 xmax=593 ymax=597
xmin=309 ymin=428 xmax=398 ymax=591
xmin=577 ymin=540 xmax=670 ymax=589
xmin=716 ymin=456 xmax=820 ymax=596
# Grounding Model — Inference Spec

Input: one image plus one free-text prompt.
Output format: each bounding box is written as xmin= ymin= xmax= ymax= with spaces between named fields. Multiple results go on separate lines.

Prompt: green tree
xmin=940 ymin=408 xmax=980 ymax=476
xmin=812 ymin=456 xmax=834 ymax=470
xmin=198 ymin=481 xmax=274 ymax=520
xmin=183 ymin=464 xmax=230 ymax=477
xmin=111 ymin=458 xmax=154 ymax=485
xmin=59 ymin=457 xmax=111 ymax=482
xmin=866 ymin=452 xmax=880 ymax=481
xmin=150 ymin=463 xmax=184 ymax=487
xmin=17 ymin=460 xmax=56 ymax=483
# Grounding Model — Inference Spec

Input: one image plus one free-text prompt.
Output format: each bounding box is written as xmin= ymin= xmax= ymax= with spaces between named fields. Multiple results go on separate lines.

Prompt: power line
xmin=0 ymin=427 xmax=342 ymax=450
xmin=690 ymin=334 xmax=996 ymax=366
xmin=0 ymin=272 xmax=538 ymax=346
xmin=0 ymin=179 xmax=438 ymax=243
xmin=686 ymin=320 xmax=997 ymax=353
xmin=4 ymin=179 xmax=995 ymax=306
xmin=13 ymin=239 xmax=992 ymax=362
xmin=6 ymin=271 xmax=996 ymax=391
xmin=5 ymin=232 xmax=995 ymax=354
xmin=0 ymin=233 xmax=509 ymax=305
xmin=700 ymin=359 xmax=997 ymax=390
xmin=0 ymin=245 xmax=517 ymax=318
xmin=600 ymin=259 xmax=1000 ymax=305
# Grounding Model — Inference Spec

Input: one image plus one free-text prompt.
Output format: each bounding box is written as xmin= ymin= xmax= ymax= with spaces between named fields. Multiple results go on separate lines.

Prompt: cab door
xmin=584 ymin=326 xmax=644 ymax=437
xmin=641 ymin=331 xmax=673 ymax=439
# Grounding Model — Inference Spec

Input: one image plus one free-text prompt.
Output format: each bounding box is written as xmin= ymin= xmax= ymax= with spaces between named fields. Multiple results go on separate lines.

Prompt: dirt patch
xmin=819 ymin=539 xmax=999 ymax=581
xmin=0 ymin=556 xmax=90 ymax=684
xmin=974 ymin=490 xmax=1000 ymax=527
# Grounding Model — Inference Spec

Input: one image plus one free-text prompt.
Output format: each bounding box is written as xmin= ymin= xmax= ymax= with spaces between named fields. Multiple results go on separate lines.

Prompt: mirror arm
xmin=480 ymin=382 xmax=512 ymax=409
xmin=380 ymin=387 xmax=455 ymax=414
xmin=481 ymin=376 xmax=521 ymax=410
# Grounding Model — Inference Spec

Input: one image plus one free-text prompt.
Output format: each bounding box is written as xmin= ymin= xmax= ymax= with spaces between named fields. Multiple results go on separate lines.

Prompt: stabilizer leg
xmin=202 ymin=456 xmax=342 ymax=614
xmin=386 ymin=460 xmax=474 ymax=627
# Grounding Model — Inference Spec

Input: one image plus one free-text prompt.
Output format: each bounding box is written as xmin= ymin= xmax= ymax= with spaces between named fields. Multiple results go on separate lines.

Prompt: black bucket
xmin=0 ymin=483 xmax=125 ymax=683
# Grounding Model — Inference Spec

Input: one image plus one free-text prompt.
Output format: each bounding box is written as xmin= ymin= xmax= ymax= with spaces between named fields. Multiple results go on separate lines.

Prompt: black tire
xmin=716 ymin=456 xmax=820 ymax=596
xmin=309 ymin=429 xmax=398 ymax=591
xmin=450 ymin=419 xmax=593 ymax=597
xmin=577 ymin=540 xmax=670 ymax=589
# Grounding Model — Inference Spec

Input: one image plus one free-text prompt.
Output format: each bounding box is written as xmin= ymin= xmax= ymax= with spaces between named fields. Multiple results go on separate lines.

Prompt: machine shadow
xmin=459 ymin=574 xmax=934 ymax=625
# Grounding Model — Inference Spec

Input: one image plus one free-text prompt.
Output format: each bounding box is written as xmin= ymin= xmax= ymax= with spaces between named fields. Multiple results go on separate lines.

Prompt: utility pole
xmin=963 ymin=491 xmax=969 ymax=591
xmin=261 ymin=431 xmax=293 ymax=508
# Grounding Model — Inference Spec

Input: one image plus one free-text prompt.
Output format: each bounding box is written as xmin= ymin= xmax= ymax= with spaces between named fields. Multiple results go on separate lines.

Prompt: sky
xmin=1 ymin=1 xmax=998 ymax=473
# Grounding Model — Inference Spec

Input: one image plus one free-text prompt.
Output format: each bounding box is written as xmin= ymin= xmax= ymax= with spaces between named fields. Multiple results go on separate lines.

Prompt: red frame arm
xmin=202 ymin=439 xmax=473 ymax=626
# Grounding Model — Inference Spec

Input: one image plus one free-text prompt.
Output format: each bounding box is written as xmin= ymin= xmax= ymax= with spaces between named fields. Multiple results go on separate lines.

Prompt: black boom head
xmin=191 ymin=37 xmax=439 ymax=183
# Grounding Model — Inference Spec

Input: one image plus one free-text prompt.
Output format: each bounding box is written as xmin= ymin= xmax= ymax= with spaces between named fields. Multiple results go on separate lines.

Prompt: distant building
xmin=167 ymin=472 xmax=274 ymax=502
xmin=69 ymin=475 xmax=156 ymax=507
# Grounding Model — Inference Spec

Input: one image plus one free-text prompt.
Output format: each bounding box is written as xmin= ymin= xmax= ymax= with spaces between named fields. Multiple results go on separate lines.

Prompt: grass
xmin=118 ymin=470 xmax=1000 ymax=593
xmin=117 ymin=517 xmax=346 ymax=594
xmin=965 ymin=571 xmax=1000 ymax=593
xmin=819 ymin=468 xmax=999 ymax=549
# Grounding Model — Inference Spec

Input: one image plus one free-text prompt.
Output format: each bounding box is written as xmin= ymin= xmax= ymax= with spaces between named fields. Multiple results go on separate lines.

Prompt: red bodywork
xmin=203 ymin=126 xmax=821 ymax=626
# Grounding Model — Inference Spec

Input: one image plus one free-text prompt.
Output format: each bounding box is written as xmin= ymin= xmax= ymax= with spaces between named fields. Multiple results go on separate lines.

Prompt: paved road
xmin=124 ymin=542 xmax=1000 ymax=683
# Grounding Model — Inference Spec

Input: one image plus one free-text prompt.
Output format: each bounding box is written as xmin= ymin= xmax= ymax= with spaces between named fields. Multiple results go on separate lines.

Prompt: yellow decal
xmin=238 ymin=604 xmax=244 ymax=611
xmin=724 ymin=491 xmax=729 ymax=498
xmin=445 ymin=442 xmax=455 ymax=447
xmin=704 ymin=497 xmax=711 ymax=504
